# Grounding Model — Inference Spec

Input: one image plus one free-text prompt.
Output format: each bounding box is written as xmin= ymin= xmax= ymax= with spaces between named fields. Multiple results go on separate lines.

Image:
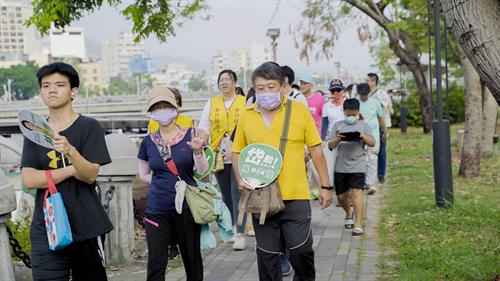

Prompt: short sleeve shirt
xmin=232 ymin=97 xmax=322 ymax=200
xmin=306 ymin=92 xmax=326 ymax=134
xmin=21 ymin=115 xmax=113 ymax=243
xmin=370 ymin=89 xmax=393 ymax=128
xmin=322 ymin=102 xmax=344 ymax=136
xmin=359 ymin=98 xmax=383 ymax=140
xmin=329 ymin=120 xmax=373 ymax=173
xmin=137 ymin=131 xmax=197 ymax=214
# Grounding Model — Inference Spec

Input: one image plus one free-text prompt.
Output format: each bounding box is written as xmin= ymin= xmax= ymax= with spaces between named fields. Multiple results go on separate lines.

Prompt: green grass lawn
xmin=379 ymin=127 xmax=499 ymax=281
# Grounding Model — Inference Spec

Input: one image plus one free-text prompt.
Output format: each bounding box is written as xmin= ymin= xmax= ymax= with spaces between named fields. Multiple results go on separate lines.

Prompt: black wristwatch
xmin=321 ymin=186 xmax=334 ymax=191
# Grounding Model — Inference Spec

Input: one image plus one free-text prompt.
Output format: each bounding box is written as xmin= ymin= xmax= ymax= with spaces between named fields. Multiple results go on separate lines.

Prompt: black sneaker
xmin=378 ymin=177 xmax=385 ymax=184
xmin=168 ymin=245 xmax=180 ymax=260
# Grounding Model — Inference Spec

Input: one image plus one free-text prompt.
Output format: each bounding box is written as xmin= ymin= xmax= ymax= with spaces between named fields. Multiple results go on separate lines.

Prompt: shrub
xmin=391 ymin=82 xmax=465 ymax=128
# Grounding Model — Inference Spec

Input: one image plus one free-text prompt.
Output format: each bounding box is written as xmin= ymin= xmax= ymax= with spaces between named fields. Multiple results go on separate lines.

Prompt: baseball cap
xmin=356 ymin=83 xmax=371 ymax=95
xmin=329 ymin=79 xmax=344 ymax=91
xmin=299 ymin=75 xmax=314 ymax=84
xmin=146 ymin=87 xmax=179 ymax=112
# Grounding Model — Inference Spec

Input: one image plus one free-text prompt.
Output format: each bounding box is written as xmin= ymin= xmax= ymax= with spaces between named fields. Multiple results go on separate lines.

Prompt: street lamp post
xmin=430 ymin=0 xmax=453 ymax=208
xmin=2 ymin=79 xmax=13 ymax=102
xmin=266 ymin=28 xmax=280 ymax=62
xmin=334 ymin=61 xmax=341 ymax=78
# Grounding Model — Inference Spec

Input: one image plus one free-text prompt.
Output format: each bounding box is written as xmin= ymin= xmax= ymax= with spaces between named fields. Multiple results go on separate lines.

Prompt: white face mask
xmin=344 ymin=115 xmax=358 ymax=125
xmin=151 ymin=108 xmax=178 ymax=126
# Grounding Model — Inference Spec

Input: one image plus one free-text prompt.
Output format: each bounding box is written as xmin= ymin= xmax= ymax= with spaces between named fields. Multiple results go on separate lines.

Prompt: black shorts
xmin=31 ymin=236 xmax=107 ymax=281
xmin=334 ymin=172 xmax=365 ymax=195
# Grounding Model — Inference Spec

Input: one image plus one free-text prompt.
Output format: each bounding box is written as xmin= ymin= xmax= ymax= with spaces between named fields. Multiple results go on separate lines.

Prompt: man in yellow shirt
xmin=232 ymin=62 xmax=332 ymax=280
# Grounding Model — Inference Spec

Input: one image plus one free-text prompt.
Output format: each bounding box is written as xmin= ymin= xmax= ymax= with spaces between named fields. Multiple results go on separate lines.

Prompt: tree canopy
xmin=26 ymin=0 xmax=207 ymax=42
xmin=0 ymin=61 xmax=39 ymax=100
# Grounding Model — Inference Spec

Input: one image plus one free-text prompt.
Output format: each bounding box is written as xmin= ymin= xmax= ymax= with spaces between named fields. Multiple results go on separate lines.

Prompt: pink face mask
xmin=151 ymin=108 xmax=178 ymax=125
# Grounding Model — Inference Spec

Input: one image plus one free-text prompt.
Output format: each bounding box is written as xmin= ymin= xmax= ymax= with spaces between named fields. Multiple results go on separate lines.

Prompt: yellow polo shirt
xmin=232 ymin=97 xmax=322 ymax=200
xmin=149 ymin=115 xmax=194 ymax=132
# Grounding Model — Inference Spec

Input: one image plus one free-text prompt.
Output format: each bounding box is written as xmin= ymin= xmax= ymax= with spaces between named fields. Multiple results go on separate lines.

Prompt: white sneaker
xmin=232 ymin=233 xmax=246 ymax=250
xmin=228 ymin=225 xmax=236 ymax=243
xmin=368 ymin=186 xmax=377 ymax=195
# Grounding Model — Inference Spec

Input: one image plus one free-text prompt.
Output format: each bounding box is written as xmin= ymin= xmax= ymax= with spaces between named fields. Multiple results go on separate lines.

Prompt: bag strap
xmin=279 ymin=99 xmax=293 ymax=157
xmin=45 ymin=170 xmax=57 ymax=195
xmin=43 ymin=170 xmax=58 ymax=209
xmin=150 ymin=130 xmax=181 ymax=178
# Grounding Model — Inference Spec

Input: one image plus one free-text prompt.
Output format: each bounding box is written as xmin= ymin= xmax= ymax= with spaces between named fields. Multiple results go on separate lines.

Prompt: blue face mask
xmin=344 ymin=115 xmax=358 ymax=125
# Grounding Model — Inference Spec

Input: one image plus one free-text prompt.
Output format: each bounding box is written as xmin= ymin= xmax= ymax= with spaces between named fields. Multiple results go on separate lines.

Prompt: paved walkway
xmin=106 ymin=190 xmax=382 ymax=281
xmin=13 ymin=191 xmax=382 ymax=281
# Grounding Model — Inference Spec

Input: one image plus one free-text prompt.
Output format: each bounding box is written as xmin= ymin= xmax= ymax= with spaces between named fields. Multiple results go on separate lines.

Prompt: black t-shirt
xmin=21 ymin=115 xmax=114 ymax=243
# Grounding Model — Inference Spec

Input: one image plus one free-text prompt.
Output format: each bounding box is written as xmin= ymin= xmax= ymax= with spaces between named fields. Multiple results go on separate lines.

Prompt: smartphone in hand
xmin=339 ymin=131 xmax=361 ymax=142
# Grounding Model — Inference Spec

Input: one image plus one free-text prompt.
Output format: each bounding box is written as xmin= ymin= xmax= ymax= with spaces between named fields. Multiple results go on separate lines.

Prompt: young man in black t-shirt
xmin=21 ymin=62 xmax=113 ymax=281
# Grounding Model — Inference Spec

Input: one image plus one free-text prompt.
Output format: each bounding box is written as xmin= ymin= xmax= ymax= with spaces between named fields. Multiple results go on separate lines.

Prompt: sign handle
xmin=61 ymin=152 xmax=67 ymax=168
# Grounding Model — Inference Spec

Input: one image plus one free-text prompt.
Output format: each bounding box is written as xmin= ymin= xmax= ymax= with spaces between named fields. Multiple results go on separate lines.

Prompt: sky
xmin=74 ymin=0 xmax=376 ymax=79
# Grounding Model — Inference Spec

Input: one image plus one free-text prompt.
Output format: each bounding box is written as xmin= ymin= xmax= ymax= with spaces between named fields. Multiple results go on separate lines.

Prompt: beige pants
xmin=365 ymin=139 xmax=380 ymax=187
xmin=322 ymin=144 xmax=336 ymax=186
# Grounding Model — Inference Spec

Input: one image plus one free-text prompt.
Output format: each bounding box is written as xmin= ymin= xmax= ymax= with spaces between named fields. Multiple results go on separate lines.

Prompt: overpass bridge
xmin=0 ymin=94 xmax=208 ymax=134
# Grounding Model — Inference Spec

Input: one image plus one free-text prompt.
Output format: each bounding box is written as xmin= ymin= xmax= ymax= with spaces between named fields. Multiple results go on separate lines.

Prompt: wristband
xmin=321 ymin=186 xmax=334 ymax=191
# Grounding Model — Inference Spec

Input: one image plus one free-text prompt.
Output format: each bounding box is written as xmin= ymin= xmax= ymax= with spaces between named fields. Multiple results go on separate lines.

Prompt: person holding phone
xmin=327 ymin=98 xmax=375 ymax=236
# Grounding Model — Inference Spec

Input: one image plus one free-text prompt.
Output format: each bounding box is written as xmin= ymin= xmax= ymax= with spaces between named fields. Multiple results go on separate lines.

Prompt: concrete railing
xmin=0 ymin=97 xmax=207 ymax=119
xmin=97 ymin=133 xmax=138 ymax=266
xmin=0 ymin=170 xmax=17 ymax=281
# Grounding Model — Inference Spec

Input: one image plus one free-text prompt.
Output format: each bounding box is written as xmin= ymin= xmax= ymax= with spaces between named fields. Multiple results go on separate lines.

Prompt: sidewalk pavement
xmin=106 ymin=190 xmax=382 ymax=281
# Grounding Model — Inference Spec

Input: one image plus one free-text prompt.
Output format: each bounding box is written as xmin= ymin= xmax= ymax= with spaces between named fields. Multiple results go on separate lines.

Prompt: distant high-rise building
xmin=209 ymin=49 xmax=228 ymax=91
xmin=101 ymin=32 xmax=145 ymax=84
xmin=79 ymin=61 xmax=101 ymax=88
xmin=49 ymin=27 xmax=86 ymax=61
xmin=246 ymin=43 xmax=271 ymax=70
xmin=0 ymin=0 xmax=37 ymax=59
xmin=210 ymin=48 xmax=228 ymax=76
xmin=234 ymin=48 xmax=248 ymax=71
xmin=151 ymin=63 xmax=197 ymax=93
xmin=233 ymin=43 xmax=271 ymax=71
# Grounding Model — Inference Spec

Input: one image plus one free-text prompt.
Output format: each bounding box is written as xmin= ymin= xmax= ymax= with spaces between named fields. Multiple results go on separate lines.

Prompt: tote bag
xmin=43 ymin=170 xmax=73 ymax=250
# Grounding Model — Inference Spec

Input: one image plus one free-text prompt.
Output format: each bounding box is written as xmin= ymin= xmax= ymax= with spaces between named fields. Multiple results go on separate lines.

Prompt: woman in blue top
xmin=137 ymin=87 xmax=208 ymax=281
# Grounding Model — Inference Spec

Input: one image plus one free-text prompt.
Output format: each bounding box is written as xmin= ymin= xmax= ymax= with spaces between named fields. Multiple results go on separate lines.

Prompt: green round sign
xmin=194 ymin=146 xmax=215 ymax=180
xmin=238 ymin=144 xmax=283 ymax=189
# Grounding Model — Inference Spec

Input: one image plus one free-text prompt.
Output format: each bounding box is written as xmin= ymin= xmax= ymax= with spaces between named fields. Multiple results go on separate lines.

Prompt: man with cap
xmin=322 ymin=79 xmax=346 ymax=140
xmin=357 ymin=83 xmax=386 ymax=195
xmin=321 ymin=79 xmax=347 ymax=191
xmin=137 ymin=87 xmax=208 ymax=281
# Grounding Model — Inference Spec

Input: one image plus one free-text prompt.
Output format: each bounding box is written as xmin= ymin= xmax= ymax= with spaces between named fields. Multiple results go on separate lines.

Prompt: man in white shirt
xmin=321 ymin=79 xmax=346 ymax=140
xmin=281 ymin=65 xmax=308 ymax=106
xmin=367 ymin=73 xmax=393 ymax=184
xmin=321 ymin=79 xmax=346 ymax=190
